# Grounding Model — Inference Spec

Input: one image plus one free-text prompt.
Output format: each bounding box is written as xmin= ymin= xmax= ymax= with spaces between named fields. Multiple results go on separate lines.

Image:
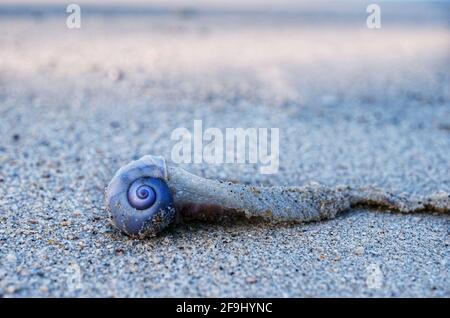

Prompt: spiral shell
xmin=105 ymin=155 xmax=176 ymax=237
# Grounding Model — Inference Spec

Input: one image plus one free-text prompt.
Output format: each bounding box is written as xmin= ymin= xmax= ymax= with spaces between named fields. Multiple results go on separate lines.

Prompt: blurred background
xmin=1 ymin=0 xmax=449 ymax=188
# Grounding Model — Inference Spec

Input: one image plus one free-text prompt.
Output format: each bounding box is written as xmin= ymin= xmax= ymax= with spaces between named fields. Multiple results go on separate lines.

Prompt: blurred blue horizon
xmin=0 ymin=0 xmax=448 ymax=27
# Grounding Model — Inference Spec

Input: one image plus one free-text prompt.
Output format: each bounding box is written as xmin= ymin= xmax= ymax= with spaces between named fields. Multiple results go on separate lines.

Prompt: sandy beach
xmin=0 ymin=1 xmax=449 ymax=297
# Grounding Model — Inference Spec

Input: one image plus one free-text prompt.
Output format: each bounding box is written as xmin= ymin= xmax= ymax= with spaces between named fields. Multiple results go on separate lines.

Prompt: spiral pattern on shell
xmin=127 ymin=178 xmax=157 ymax=210
xmin=105 ymin=155 xmax=176 ymax=237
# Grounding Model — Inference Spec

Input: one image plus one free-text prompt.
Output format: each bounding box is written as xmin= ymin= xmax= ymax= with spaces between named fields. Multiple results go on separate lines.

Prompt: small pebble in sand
xmin=60 ymin=220 xmax=71 ymax=227
xmin=6 ymin=253 xmax=17 ymax=263
xmin=6 ymin=285 xmax=16 ymax=294
xmin=40 ymin=285 xmax=49 ymax=293
xmin=355 ymin=246 xmax=365 ymax=256
xmin=245 ymin=277 xmax=258 ymax=284
xmin=12 ymin=134 xmax=20 ymax=142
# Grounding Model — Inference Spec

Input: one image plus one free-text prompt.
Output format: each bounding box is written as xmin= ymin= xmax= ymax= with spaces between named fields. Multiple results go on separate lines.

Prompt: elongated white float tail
xmin=167 ymin=166 xmax=450 ymax=222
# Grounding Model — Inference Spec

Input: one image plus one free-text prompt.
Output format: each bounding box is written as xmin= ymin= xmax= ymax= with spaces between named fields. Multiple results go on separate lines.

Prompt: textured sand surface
xmin=0 ymin=2 xmax=449 ymax=297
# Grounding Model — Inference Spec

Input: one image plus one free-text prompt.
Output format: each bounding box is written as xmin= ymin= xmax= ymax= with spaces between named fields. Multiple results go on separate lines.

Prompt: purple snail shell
xmin=105 ymin=155 xmax=450 ymax=238
xmin=105 ymin=155 xmax=176 ymax=237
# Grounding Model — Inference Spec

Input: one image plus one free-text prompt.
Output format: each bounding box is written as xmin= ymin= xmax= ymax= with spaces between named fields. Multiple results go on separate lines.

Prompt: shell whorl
xmin=105 ymin=155 xmax=176 ymax=237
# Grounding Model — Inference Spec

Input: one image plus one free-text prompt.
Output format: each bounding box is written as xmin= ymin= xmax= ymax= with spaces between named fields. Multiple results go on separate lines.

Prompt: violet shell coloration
xmin=105 ymin=155 xmax=176 ymax=237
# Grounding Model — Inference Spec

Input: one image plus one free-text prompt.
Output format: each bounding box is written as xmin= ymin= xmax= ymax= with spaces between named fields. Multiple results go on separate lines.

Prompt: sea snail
xmin=105 ymin=155 xmax=450 ymax=238
xmin=105 ymin=156 xmax=175 ymax=237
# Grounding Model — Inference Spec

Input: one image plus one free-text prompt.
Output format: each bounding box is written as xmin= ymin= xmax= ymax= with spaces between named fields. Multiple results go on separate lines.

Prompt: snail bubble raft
xmin=105 ymin=155 xmax=450 ymax=238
